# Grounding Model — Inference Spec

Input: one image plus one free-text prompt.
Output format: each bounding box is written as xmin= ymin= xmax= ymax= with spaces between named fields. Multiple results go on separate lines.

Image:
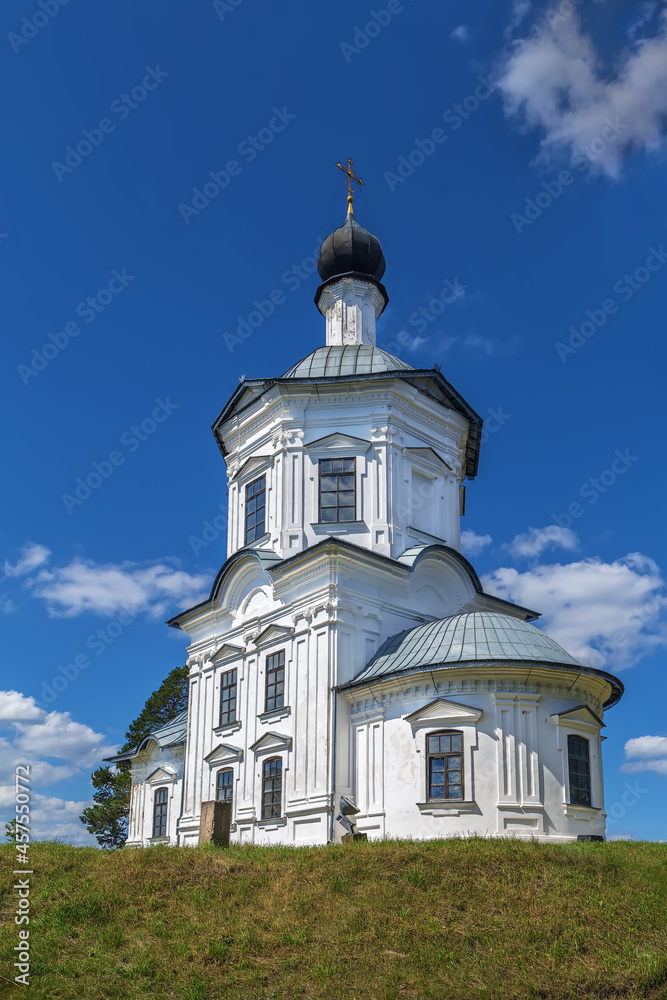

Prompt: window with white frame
xmin=152 ymin=787 xmax=168 ymax=837
xmin=426 ymin=730 xmax=464 ymax=800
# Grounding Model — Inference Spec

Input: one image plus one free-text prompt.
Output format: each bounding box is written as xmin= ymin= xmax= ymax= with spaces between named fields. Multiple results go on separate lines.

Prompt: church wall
xmin=125 ymin=743 xmax=184 ymax=848
xmin=342 ymin=679 xmax=607 ymax=844
xmin=219 ymin=382 xmax=470 ymax=564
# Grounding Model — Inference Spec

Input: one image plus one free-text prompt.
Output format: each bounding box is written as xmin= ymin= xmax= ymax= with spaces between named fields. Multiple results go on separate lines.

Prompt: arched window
xmin=216 ymin=768 xmax=233 ymax=807
xmin=567 ymin=734 xmax=591 ymax=806
xmin=426 ymin=731 xmax=464 ymax=800
xmin=152 ymin=787 xmax=168 ymax=838
xmin=262 ymin=757 xmax=282 ymax=819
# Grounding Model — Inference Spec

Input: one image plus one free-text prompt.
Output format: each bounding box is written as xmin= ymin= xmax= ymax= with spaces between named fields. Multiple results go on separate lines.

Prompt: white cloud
xmin=461 ymin=530 xmax=493 ymax=556
xmin=625 ymin=735 xmax=667 ymax=758
xmin=482 ymin=551 xmax=667 ymax=670
xmin=3 ymin=543 xmax=51 ymax=578
xmin=621 ymin=734 xmax=667 ymax=774
xmin=628 ymin=2 xmax=658 ymax=41
xmin=620 ymin=759 xmax=667 ymax=775
xmin=0 ymin=690 xmax=42 ymax=722
xmin=436 ymin=331 xmax=520 ymax=356
xmin=507 ymin=525 xmax=579 ymax=559
xmin=451 ymin=25 xmax=469 ymax=42
xmin=497 ymin=7 xmax=667 ymax=177
xmin=0 ymin=690 xmax=117 ymax=844
xmin=27 ymin=556 xmax=211 ymax=619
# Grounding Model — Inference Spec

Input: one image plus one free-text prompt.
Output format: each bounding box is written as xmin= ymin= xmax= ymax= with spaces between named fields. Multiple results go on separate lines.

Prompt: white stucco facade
xmin=110 ymin=205 xmax=623 ymax=848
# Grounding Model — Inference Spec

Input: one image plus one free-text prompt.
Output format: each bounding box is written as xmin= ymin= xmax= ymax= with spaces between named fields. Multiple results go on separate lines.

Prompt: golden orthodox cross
xmin=336 ymin=158 xmax=364 ymax=210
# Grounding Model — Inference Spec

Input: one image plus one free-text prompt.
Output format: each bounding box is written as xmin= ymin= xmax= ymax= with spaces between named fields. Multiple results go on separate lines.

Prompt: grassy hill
xmin=1 ymin=838 xmax=666 ymax=1000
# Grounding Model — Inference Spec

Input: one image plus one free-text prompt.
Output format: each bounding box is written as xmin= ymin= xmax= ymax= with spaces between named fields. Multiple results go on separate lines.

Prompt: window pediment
xmin=231 ymin=455 xmax=272 ymax=484
xmin=304 ymin=432 xmax=371 ymax=458
xmin=552 ymin=705 xmax=604 ymax=729
xmin=404 ymin=698 xmax=482 ymax=728
xmin=146 ymin=765 xmax=178 ymax=785
xmin=250 ymin=731 xmax=292 ymax=756
xmin=252 ymin=624 xmax=294 ymax=648
xmin=205 ymin=742 xmax=244 ymax=765
xmin=405 ymin=447 xmax=452 ymax=475
xmin=211 ymin=643 xmax=244 ymax=663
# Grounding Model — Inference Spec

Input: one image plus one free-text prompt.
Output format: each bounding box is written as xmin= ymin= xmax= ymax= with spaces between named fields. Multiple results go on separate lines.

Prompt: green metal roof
xmin=283 ymin=344 xmax=412 ymax=378
xmin=103 ymin=709 xmax=188 ymax=763
xmin=350 ymin=611 xmax=581 ymax=683
xmin=342 ymin=610 xmax=624 ymax=708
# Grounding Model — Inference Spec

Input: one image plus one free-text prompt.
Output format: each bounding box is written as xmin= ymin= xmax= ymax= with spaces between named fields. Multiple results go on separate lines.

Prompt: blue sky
xmin=1 ymin=0 xmax=666 ymax=843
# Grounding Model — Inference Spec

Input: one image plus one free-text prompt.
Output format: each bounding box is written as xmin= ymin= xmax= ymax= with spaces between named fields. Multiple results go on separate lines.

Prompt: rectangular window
xmin=216 ymin=768 xmax=233 ymax=808
xmin=568 ymin=734 xmax=591 ymax=806
xmin=265 ymin=651 xmax=285 ymax=712
xmin=427 ymin=732 xmax=464 ymax=800
xmin=319 ymin=458 xmax=356 ymax=523
xmin=219 ymin=669 xmax=237 ymax=727
xmin=262 ymin=758 xmax=282 ymax=819
xmin=245 ymin=475 xmax=266 ymax=544
xmin=152 ymin=788 xmax=168 ymax=838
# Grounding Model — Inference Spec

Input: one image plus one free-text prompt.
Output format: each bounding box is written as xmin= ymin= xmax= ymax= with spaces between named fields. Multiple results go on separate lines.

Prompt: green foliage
xmin=79 ymin=664 xmax=188 ymax=849
xmin=122 ymin=663 xmax=189 ymax=753
xmin=4 ymin=817 xmax=18 ymax=842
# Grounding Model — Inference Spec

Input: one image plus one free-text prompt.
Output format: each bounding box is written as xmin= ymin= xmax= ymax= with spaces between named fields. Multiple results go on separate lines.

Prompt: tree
xmin=80 ymin=664 xmax=189 ymax=849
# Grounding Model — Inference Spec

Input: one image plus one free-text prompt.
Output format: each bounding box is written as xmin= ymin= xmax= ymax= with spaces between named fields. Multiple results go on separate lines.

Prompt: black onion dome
xmin=317 ymin=212 xmax=386 ymax=282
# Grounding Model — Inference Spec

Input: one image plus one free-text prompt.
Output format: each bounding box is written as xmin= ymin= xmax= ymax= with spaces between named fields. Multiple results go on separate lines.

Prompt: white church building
xmin=107 ymin=191 xmax=623 ymax=847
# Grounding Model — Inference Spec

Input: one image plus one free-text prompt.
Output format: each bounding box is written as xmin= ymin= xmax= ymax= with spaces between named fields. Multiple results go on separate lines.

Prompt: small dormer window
xmin=245 ymin=475 xmax=266 ymax=544
xmin=319 ymin=458 xmax=356 ymax=522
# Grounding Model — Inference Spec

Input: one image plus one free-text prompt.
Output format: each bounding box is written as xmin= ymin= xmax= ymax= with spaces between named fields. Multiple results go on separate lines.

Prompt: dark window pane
xmin=320 ymin=493 xmax=338 ymax=507
xmin=320 ymin=476 xmax=338 ymax=491
xmin=439 ymin=735 xmax=452 ymax=752
xmin=431 ymin=785 xmax=445 ymax=799
xmin=338 ymin=491 xmax=355 ymax=505
xmin=338 ymin=508 xmax=355 ymax=521
xmin=245 ymin=476 xmax=266 ymax=544
xmin=451 ymin=734 xmax=463 ymax=751
xmin=343 ymin=459 xmax=355 ymax=472
xmin=447 ymin=784 xmax=462 ymax=799
xmin=448 ymin=756 xmax=462 ymax=769
xmin=447 ymin=770 xmax=462 ymax=784
xmin=320 ymin=507 xmax=337 ymax=522
xmin=428 ymin=736 xmax=440 ymax=753
xmin=320 ymin=460 xmax=332 ymax=474
xmin=431 ymin=758 xmax=445 ymax=772
xmin=332 ymin=459 xmax=344 ymax=473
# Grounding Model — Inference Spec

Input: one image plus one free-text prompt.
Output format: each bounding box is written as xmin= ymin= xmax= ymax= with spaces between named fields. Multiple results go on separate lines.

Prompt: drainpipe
xmin=329 ymin=686 xmax=337 ymax=843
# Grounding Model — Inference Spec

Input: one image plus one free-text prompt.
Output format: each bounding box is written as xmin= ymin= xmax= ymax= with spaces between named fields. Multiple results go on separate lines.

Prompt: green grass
xmin=1 ymin=838 xmax=666 ymax=999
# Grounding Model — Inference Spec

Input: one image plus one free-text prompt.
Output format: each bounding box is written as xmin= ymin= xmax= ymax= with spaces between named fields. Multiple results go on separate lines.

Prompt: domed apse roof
xmin=283 ymin=344 xmax=412 ymax=379
xmin=346 ymin=611 xmax=624 ymax=707
xmin=317 ymin=211 xmax=386 ymax=283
